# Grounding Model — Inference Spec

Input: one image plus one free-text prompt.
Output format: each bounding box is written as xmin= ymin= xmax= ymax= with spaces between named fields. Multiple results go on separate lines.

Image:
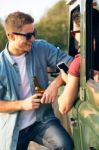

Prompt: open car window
xmin=86 ymin=0 xmax=99 ymax=83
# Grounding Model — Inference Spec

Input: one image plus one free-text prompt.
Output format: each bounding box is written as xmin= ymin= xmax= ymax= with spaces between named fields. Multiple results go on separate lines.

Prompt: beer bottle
xmin=33 ymin=76 xmax=44 ymax=95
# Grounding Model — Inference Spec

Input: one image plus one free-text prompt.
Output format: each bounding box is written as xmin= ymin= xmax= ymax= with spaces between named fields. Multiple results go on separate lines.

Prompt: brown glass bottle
xmin=33 ymin=76 xmax=44 ymax=95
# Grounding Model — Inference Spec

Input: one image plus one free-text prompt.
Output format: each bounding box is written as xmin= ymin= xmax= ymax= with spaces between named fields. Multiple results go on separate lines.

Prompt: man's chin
xmin=25 ymin=46 xmax=31 ymax=52
xmin=24 ymin=49 xmax=31 ymax=53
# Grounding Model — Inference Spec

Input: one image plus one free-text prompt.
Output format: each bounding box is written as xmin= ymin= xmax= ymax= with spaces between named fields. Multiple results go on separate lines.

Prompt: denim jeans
xmin=16 ymin=118 xmax=74 ymax=150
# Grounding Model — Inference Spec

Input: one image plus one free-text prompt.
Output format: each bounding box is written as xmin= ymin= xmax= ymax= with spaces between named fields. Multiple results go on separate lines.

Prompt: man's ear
xmin=7 ymin=33 xmax=15 ymax=40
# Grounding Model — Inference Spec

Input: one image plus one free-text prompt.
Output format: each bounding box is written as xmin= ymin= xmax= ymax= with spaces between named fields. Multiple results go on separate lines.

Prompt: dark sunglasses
xmin=70 ymin=30 xmax=80 ymax=37
xmin=8 ymin=29 xmax=36 ymax=40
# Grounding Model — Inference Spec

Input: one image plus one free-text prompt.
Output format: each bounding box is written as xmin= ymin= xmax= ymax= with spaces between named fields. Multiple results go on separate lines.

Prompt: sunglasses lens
xmin=25 ymin=30 xmax=36 ymax=40
xmin=26 ymin=33 xmax=32 ymax=40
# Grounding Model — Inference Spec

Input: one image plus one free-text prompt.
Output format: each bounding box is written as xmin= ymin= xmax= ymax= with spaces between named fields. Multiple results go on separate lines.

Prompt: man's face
xmin=73 ymin=21 xmax=80 ymax=51
xmin=8 ymin=23 xmax=35 ymax=55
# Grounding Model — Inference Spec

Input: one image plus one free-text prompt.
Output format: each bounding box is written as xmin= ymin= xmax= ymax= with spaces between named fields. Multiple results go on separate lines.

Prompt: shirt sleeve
xmin=68 ymin=55 xmax=80 ymax=77
xmin=0 ymin=81 xmax=5 ymax=99
xmin=39 ymin=40 xmax=73 ymax=67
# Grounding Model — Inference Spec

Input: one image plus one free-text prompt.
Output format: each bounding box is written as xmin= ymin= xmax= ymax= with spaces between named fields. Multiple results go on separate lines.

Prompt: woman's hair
xmin=4 ymin=11 xmax=34 ymax=33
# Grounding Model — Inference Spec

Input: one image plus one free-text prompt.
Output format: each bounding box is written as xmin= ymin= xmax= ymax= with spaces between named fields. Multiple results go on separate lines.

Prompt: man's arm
xmin=60 ymin=69 xmax=68 ymax=83
xmin=0 ymin=100 xmax=22 ymax=112
xmin=0 ymin=93 xmax=42 ymax=113
xmin=58 ymin=74 xmax=79 ymax=114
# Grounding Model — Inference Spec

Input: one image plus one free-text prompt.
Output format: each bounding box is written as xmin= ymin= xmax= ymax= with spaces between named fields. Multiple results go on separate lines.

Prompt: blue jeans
xmin=16 ymin=118 xmax=74 ymax=150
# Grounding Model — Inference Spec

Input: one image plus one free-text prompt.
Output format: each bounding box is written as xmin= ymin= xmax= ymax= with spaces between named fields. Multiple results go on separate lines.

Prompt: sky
xmin=0 ymin=0 xmax=60 ymax=22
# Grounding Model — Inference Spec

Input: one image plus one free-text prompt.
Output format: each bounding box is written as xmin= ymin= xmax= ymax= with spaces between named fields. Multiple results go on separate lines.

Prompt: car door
xmin=67 ymin=0 xmax=99 ymax=150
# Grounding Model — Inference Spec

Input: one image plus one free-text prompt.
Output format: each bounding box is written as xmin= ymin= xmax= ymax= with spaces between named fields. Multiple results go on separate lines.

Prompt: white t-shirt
xmin=11 ymin=54 xmax=36 ymax=130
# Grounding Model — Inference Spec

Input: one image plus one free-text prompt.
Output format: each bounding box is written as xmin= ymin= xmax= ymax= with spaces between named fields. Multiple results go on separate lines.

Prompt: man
xmin=0 ymin=11 xmax=73 ymax=150
xmin=58 ymin=9 xmax=80 ymax=114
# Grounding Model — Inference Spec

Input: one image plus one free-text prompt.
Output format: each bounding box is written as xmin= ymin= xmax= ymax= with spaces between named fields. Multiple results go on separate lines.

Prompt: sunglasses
xmin=70 ymin=30 xmax=80 ymax=37
xmin=8 ymin=29 xmax=36 ymax=40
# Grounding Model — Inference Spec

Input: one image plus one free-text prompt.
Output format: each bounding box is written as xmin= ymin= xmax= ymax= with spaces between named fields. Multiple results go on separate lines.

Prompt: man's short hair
xmin=72 ymin=9 xmax=80 ymax=26
xmin=4 ymin=11 xmax=34 ymax=33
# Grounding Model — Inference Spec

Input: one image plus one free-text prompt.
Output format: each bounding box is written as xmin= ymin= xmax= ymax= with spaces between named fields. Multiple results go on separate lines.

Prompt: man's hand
xmin=41 ymin=82 xmax=58 ymax=104
xmin=41 ymin=74 xmax=65 ymax=104
xmin=20 ymin=93 xmax=42 ymax=110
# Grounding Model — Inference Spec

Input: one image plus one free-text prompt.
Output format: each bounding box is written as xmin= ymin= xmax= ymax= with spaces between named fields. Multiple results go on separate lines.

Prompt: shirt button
xmin=18 ymin=83 xmax=21 ymax=86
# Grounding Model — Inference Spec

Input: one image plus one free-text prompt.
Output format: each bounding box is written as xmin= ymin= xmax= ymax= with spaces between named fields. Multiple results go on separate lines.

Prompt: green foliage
xmin=0 ymin=0 xmax=69 ymax=52
xmin=0 ymin=23 xmax=7 ymax=52
xmin=35 ymin=0 xmax=69 ymax=51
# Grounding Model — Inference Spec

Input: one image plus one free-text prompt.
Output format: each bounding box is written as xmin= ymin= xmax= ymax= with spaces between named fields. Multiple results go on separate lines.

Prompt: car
xmin=65 ymin=0 xmax=99 ymax=150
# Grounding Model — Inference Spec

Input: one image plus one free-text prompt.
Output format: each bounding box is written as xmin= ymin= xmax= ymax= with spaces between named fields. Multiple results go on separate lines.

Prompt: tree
xmin=0 ymin=23 xmax=7 ymax=51
xmin=0 ymin=0 xmax=69 ymax=51
xmin=35 ymin=0 xmax=69 ymax=51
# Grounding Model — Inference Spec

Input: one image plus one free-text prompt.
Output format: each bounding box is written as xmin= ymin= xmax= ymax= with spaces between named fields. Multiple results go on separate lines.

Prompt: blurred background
xmin=0 ymin=0 xmax=69 ymax=52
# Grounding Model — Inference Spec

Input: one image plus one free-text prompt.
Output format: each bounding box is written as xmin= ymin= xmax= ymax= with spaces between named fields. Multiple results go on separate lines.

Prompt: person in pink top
xmin=58 ymin=9 xmax=80 ymax=114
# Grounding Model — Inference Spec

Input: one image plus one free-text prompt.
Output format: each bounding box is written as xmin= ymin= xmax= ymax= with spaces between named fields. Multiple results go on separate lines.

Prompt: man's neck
xmin=8 ymin=43 xmax=24 ymax=56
